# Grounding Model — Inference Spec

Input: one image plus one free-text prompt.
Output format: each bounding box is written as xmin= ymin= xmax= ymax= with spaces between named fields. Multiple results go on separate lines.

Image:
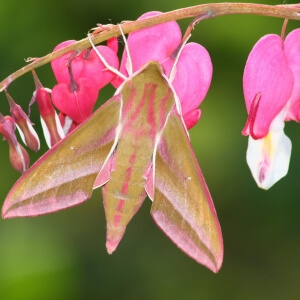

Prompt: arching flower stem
xmin=0 ymin=3 xmax=300 ymax=92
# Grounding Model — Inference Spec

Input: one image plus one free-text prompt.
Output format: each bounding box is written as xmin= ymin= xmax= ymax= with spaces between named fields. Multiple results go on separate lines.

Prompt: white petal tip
xmin=246 ymin=123 xmax=291 ymax=190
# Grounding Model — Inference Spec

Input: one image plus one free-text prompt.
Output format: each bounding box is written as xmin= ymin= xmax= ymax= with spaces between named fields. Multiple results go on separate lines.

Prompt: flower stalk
xmin=0 ymin=2 xmax=300 ymax=91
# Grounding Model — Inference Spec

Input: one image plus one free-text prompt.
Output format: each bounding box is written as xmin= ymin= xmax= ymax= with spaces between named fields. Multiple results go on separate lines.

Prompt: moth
xmin=2 ymin=59 xmax=223 ymax=273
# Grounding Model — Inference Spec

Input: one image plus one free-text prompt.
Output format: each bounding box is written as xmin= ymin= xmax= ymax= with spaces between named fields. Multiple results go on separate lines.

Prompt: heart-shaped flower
xmin=52 ymin=76 xmax=99 ymax=123
xmin=51 ymin=40 xmax=119 ymax=90
xmin=242 ymin=28 xmax=300 ymax=189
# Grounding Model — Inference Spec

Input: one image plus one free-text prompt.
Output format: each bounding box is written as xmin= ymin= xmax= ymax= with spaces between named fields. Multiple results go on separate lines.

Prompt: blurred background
xmin=0 ymin=0 xmax=299 ymax=299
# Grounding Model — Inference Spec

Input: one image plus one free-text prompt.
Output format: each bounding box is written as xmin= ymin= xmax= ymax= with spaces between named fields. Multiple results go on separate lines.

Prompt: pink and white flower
xmin=243 ymin=29 xmax=300 ymax=189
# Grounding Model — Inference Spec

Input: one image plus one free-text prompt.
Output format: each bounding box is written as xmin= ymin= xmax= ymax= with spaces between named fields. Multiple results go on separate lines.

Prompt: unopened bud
xmin=31 ymin=70 xmax=65 ymax=148
xmin=6 ymin=91 xmax=40 ymax=152
xmin=0 ymin=114 xmax=30 ymax=173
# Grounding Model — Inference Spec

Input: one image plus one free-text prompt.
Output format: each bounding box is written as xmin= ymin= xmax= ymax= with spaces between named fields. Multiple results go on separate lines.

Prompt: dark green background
xmin=0 ymin=0 xmax=299 ymax=299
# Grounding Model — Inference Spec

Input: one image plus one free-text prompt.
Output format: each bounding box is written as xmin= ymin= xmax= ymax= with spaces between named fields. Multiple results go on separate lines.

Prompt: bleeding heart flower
xmin=51 ymin=40 xmax=119 ymax=90
xmin=242 ymin=28 xmax=300 ymax=189
xmin=52 ymin=76 xmax=99 ymax=123
xmin=51 ymin=40 xmax=84 ymax=84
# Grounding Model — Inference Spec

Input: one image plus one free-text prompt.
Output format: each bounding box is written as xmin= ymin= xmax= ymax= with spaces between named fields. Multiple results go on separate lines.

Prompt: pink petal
xmin=163 ymin=42 xmax=213 ymax=115
xmin=243 ymin=34 xmax=294 ymax=138
xmin=114 ymin=11 xmax=182 ymax=84
xmin=79 ymin=46 xmax=119 ymax=90
xmin=183 ymin=109 xmax=202 ymax=129
xmin=0 ymin=115 xmax=30 ymax=173
xmin=52 ymin=77 xmax=99 ymax=123
xmin=51 ymin=40 xmax=84 ymax=84
xmin=284 ymin=28 xmax=300 ymax=122
xmin=107 ymin=37 xmax=118 ymax=54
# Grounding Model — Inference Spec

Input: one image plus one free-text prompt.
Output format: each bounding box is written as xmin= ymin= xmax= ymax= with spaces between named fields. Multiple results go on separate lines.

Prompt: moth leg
xmin=168 ymin=34 xmax=190 ymax=84
xmin=169 ymin=13 xmax=210 ymax=84
xmin=87 ymin=33 xmax=127 ymax=80
xmin=117 ymin=23 xmax=133 ymax=76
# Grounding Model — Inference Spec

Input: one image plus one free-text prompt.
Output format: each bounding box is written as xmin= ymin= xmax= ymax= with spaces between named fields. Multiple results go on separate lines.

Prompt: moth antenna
xmin=117 ymin=23 xmax=133 ymax=76
xmin=87 ymin=33 xmax=127 ymax=80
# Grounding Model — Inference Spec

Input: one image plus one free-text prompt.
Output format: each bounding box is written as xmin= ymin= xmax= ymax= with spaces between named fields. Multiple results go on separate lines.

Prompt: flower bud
xmin=31 ymin=70 xmax=65 ymax=148
xmin=6 ymin=91 xmax=40 ymax=152
xmin=0 ymin=114 xmax=30 ymax=173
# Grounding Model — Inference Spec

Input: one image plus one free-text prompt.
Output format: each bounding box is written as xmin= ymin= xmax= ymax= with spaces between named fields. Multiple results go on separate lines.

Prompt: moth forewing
xmin=2 ymin=96 xmax=122 ymax=218
xmin=151 ymin=109 xmax=223 ymax=273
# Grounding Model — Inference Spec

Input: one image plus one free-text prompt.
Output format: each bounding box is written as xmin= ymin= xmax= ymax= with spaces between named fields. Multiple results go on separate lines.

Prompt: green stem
xmin=0 ymin=2 xmax=300 ymax=91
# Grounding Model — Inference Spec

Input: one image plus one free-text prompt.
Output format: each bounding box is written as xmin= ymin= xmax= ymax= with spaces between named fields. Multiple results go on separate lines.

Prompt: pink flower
xmin=51 ymin=40 xmax=119 ymax=125
xmin=51 ymin=40 xmax=119 ymax=90
xmin=52 ymin=76 xmax=99 ymax=124
xmin=113 ymin=11 xmax=213 ymax=129
xmin=284 ymin=30 xmax=300 ymax=122
xmin=243 ymin=29 xmax=300 ymax=189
